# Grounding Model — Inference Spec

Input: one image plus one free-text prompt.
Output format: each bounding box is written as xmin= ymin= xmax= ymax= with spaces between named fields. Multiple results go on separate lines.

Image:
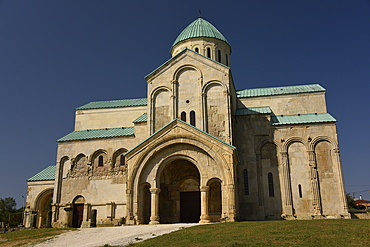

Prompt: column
xmin=149 ymin=188 xmax=161 ymax=225
xmin=199 ymin=186 xmax=211 ymax=223
xmin=281 ymin=152 xmax=293 ymax=216
xmin=256 ymin=154 xmax=264 ymax=207
xmin=308 ymin=151 xmax=321 ymax=215
xmin=333 ymin=148 xmax=348 ymax=212
xmin=125 ymin=189 xmax=135 ymax=225
xmin=226 ymin=184 xmax=236 ymax=222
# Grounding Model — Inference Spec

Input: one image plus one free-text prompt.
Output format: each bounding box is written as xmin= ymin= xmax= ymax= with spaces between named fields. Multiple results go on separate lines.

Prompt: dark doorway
xmin=72 ymin=204 xmax=84 ymax=228
xmin=180 ymin=191 xmax=200 ymax=223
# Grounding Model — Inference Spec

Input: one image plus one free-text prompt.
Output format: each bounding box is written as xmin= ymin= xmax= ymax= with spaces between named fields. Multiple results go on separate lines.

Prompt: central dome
xmin=172 ymin=18 xmax=230 ymax=48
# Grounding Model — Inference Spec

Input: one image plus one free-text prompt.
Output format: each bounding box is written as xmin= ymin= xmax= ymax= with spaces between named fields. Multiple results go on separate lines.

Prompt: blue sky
xmin=0 ymin=0 xmax=369 ymax=207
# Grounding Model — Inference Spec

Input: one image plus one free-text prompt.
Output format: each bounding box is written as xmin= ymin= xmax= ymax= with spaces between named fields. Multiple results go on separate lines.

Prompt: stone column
xmin=226 ymin=184 xmax=236 ymax=222
xmin=149 ymin=188 xmax=161 ymax=225
xmin=281 ymin=152 xmax=293 ymax=216
xmin=125 ymin=189 xmax=135 ymax=225
xmin=171 ymin=79 xmax=178 ymax=120
xmin=255 ymin=154 xmax=264 ymax=207
xmin=308 ymin=151 xmax=322 ymax=215
xmin=199 ymin=186 xmax=211 ymax=223
xmin=333 ymin=148 xmax=348 ymax=212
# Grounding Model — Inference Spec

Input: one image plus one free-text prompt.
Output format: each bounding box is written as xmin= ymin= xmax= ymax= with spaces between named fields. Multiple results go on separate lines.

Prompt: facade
xmin=24 ymin=18 xmax=349 ymax=228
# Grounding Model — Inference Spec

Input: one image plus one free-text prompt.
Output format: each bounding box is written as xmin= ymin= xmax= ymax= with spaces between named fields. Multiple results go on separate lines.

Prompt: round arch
xmin=34 ymin=188 xmax=53 ymax=228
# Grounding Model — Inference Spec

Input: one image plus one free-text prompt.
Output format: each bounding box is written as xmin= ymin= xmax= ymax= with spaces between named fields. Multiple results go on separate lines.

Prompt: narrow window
xmin=206 ymin=48 xmax=211 ymax=58
xmin=298 ymin=184 xmax=302 ymax=198
xmin=98 ymin=155 xmax=103 ymax=166
xmin=225 ymin=54 xmax=229 ymax=66
xmin=268 ymin=173 xmax=274 ymax=197
xmin=120 ymin=154 xmax=125 ymax=166
xmin=181 ymin=111 xmax=186 ymax=122
xmin=190 ymin=111 xmax=196 ymax=126
xmin=217 ymin=50 xmax=221 ymax=62
xmin=195 ymin=47 xmax=199 ymax=53
xmin=243 ymin=169 xmax=249 ymax=195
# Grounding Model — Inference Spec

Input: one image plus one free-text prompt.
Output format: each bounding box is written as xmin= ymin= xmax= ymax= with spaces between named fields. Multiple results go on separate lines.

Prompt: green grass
xmin=0 ymin=228 xmax=74 ymax=246
xmin=133 ymin=220 xmax=370 ymax=246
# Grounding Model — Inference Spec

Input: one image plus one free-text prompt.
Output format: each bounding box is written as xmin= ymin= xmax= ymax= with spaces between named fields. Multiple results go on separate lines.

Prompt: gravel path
xmin=29 ymin=223 xmax=200 ymax=247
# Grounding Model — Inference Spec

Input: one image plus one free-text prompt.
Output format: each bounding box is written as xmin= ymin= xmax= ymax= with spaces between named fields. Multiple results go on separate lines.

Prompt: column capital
xmin=171 ymin=79 xmax=178 ymax=84
xmin=200 ymin=186 xmax=209 ymax=192
xmin=150 ymin=188 xmax=161 ymax=194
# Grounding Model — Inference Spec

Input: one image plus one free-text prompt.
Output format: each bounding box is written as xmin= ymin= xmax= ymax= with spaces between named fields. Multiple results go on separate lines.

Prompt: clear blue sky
xmin=0 ymin=0 xmax=369 ymax=207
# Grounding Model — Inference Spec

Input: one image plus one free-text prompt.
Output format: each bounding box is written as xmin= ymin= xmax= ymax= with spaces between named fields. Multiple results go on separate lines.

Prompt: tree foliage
xmin=0 ymin=197 xmax=17 ymax=225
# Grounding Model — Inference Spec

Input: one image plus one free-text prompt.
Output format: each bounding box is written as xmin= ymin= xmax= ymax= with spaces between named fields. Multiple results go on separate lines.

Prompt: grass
xmin=133 ymin=220 xmax=370 ymax=246
xmin=0 ymin=228 xmax=74 ymax=247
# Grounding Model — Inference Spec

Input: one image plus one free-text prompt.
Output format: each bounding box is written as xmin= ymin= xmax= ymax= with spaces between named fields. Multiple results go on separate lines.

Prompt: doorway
xmin=72 ymin=204 xmax=84 ymax=228
xmin=180 ymin=191 xmax=201 ymax=223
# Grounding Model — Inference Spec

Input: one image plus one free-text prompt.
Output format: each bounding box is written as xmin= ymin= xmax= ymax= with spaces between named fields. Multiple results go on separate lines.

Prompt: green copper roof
xmin=236 ymin=107 xmax=272 ymax=116
xmin=76 ymin=98 xmax=147 ymax=110
xmin=236 ymin=84 xmax=325 ymax=98
xmin=172 ymin=18 xmax=230 ymax=48
xmin=27 ymin=166 xmax=55 ymax=182
xmin=58 ymin=127 xmax=135 ymax=142
xmin=271 ymin=113 xmax=336 ymax=125
xmin=133 ymin=113 xmax=147 ymax=123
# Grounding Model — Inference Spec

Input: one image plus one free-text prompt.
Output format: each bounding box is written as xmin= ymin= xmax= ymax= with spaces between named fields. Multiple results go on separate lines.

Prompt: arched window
xmin=225 ymin=54 xmax=229 ymax=66
xmin=195 ymin=47 xmax=199 ymax=53
xmin=298 ymin=184 xmax=302 ymax=198
xmin=98 ymin=155 xmax=103 ymax=166
xmin=268 ymin=173 xmax=274 ymax=197
xmin=206 ymin=47 xmax=211 ymax=58
xmin=217 ymin=50 xmax=221 ymax=62
xmin=243 ymin=169 xmax=249 ymax=195
xmin=120 ymin=154 xmax=125 ymax=166
xmin=181 ymin=111 xmax=186 ymax=122
xmin=190 ymin=111 xmax=195 ymax=126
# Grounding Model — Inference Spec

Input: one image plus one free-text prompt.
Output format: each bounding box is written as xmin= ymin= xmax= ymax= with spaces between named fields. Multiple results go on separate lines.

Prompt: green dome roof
xmin=172 ymin=18 xmax=230 ymax=48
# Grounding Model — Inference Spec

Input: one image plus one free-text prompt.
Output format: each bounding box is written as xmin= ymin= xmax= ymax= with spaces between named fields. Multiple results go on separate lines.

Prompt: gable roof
xmin=145 ymin=48 xmax=229 ymax=80
xmin=172 ymin=18 xmax=230 ymax=48
xmin=236 ymin=106 xmax=272 ymax=116
xmin=58 ymin=127 xmax=134 ymax=142
xmin=76 ymin=98 xmax=147 ymax=110
xmin=125 ymin=118 xmax=236 ymax=157
xmin=27 ymin=166 xmax=55 ymax=182
xmin=236 ymin=84 xmax=325 ymax=98
xmin=271 ymin=113 xmax=336 ymax=125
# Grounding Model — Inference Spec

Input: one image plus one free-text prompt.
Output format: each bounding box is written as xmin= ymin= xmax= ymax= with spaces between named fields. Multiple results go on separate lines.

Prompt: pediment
xmin=145 ymin=48 xmax=230 ymax=82
xmin=125 ymin=119 xmax=238 ymax=162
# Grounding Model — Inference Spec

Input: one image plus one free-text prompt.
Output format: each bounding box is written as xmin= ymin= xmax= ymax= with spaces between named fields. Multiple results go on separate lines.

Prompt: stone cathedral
xmin=24 ymin=18 xmax=349 ymax=228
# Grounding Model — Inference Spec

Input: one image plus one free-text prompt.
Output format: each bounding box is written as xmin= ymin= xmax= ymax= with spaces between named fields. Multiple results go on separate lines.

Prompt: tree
xmin=346 ymin=193 xmax=356 ymax=209
xmin=0 ymin=197 xmax=17 ymax=224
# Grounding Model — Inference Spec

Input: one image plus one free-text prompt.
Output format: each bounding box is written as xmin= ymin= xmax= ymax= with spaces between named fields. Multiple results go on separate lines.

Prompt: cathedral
xmin=24 ymin=18 xmax=349 ymax=228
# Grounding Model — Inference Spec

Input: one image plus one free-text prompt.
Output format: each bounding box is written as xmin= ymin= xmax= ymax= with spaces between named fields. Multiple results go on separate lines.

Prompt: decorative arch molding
xmin=89 ymin=149 xmax=108 ymax=164
xmin=34 ymin=188 xmax=54 ymax=210
xmin=127 ymin=136 xmax=233 ymax=193
xmin=255 ymin=139 xmax=281 ymax=155
xmin=112 ymin=148 xmax=128 ymax=168
xmin=150 ymin=86 xmax=172 ymax=99
xmin=173 ymin=64 xmax=203 ymax=81
xmin=207 ymin=177 xmax=223 ymax=186
xmin=309 ymin=136 xmax=338 ymax=151
xmin=72 ymin=195 xmax=86 ymax=204
xmin=202 ymin=80 xmax=229 ymax=95
xmin=282 ymin=137 xmax=308 ymax=152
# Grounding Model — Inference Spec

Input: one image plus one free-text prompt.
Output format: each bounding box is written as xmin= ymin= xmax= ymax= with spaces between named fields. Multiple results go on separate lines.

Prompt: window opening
xmin=268 ymin=173 xmax=274 ymax=197
xmin=98 ymin=155 xmax=103 ymax=166
xmin=243 ymin=169 xmax=249 ymax=195
xmin=195 ymin=47 xmax=199 ymax=53
xmin=120 ymin=154 xmax=125 ymax=166
xmin=298 ymin=184 xmax=302 ymax=198
xmin=190 ymin=111 xmax=196 ymax=126
xmin=225 ymin=54 xmax=229 ymax=66
xmin=207 ymin=48 xmax=211 ymax=58
xmin=217 ymin=50 xmax=221 ymax=62
xmin=181 ymin=111 xmax=186 ymax=122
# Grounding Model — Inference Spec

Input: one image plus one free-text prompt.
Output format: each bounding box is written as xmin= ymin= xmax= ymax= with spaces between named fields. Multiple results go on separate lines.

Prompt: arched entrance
xmin=159 ymin=159 xmax=201 ymax=223
xmin=208 ymin=179 xmax=222 ymax=222
xmin=34 ymin=188 xmax=53 ymax=228
xmin=72 ymin=196 xmax=85 ymax=228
